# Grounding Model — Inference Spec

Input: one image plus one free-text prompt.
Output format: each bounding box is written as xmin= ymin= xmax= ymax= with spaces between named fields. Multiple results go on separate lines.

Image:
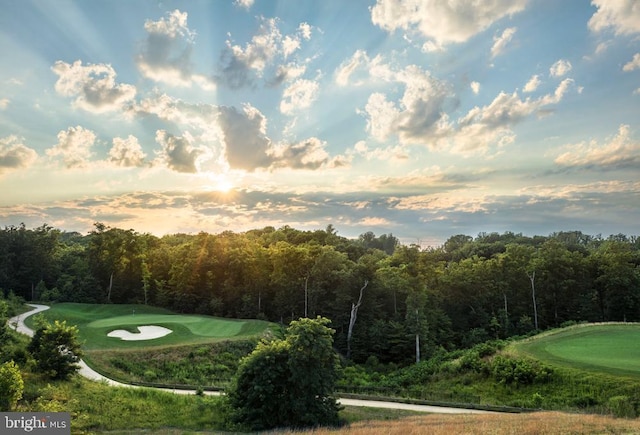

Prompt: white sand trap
xmin=107 ymin=325 xmax=173 ymax=341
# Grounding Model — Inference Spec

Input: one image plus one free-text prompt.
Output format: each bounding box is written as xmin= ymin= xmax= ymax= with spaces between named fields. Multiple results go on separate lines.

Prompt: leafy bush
xmin=491 ymin=355 xmax=553 ymax=386
xmin=0 ymin=360 xmax=24 ymax=410
xmin=473 ymin=340 xmax=505 ymax=358
xmin=458 ymin=351 xmax=484 ymax=373
xmin=607 ymin=395 xmax=637 ymax=418
xmin=226 ymin=317 xmax=341 ymax=430
xmin=27 ymin=317 xmax=83 ymax=380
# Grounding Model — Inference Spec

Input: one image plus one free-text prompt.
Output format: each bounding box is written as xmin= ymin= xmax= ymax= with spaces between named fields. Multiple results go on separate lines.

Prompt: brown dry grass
xmin=275 ymin=412 xmax=640 ymax=435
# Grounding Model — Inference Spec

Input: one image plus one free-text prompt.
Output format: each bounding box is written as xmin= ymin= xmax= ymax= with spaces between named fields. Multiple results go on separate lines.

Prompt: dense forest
xmin=1 ymin=223 xmax=639 ymax=365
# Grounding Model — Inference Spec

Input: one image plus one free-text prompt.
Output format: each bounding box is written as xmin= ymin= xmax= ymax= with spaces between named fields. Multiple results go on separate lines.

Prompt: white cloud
xmin=52 ymin=60 xmax=136 ymax=113
xmin=335 ymin=50 xmax=369 ymax=86
xmin=216 ymin=103 xmax=348 ymax=171
xmin=540 ymin=78 xmax=574 ymax=104
xmin=218 ymin=104 xmax=273 ymax=171
xmin=154 ymin=130 xmax=204 ymax=173
xmin=220 ymin=17 xmax=312 ymax=88
xmin=555 ymin=124 xmax=640 ymax=169
xmin=136 ymin=93 xmax=220 ymax=134
xmin=109 ymin=136 xmax=147 ymax=167
xmin=364 ymin=93 xmax=401 ymax=141
xmin=272 ymin=62 xmax=307 ymax=85
xmin=0 ymin=98 xmax=9 ymax=109
xmin=298 ymin=22 xmax=312 ymax=40
xmin=370 ymin=0 xmax=528 ymax=45
xmin=0 ymin=136 xmax=38 ymax=175
xmin=280 ymin=78 xmax=319 ymax=114
xmin=421 ymin=40 xmax=444 ymax=53
xmin=595 ymin=41 xmax=611 ymax=55
xmin=450 ymin=79 xmax=574 ymax=155
xmin=470 ymin=81 xmax=481 ymax=95
xmin=356 ymin=54 xmax=574 ymax=155
xmin=623 ymin=53 xmax=640 ymax=71
xmin=549 ymin=59 xmax=572 ymax=77
xmin=137 ymin=10 xmax=215 ymax=90
xmin=335 ymin=50 xmax=392 ymax=87
xmin=270 ymin=137 xmax=347 ymax=170
xmin=491 ymin=27 xmax=517 ymax=58
xmin=233 ymin=0 xmax=254 ymax=10
xmin=523 ymin=74 xmax=541 ymax=93
xmin=353 ymin=140 xmax=409 ymax=161
xmin=588 ymin=0 xmax=640 ymax=35
xmin=364 ymin=65 xmax=453 ymax=145
xmin=46 ymin=126 xmax=96 ymax=168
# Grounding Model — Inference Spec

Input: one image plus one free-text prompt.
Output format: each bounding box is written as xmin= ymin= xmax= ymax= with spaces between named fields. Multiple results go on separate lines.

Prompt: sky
xmin=0 ymin=0 xmax=639 ymax=247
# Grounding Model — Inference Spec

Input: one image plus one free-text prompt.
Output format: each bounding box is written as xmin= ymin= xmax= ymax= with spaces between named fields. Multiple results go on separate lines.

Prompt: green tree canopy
xmin=27 ymin=317 xmax=83 ymax=380
xmin=227 ymin=316 xmax=341 ymax=430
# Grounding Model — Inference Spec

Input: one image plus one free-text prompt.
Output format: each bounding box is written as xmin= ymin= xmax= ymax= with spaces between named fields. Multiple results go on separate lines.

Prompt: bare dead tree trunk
xmin=304 ymin=275 xmax=309 ymax=318
xmin=503 ymin=291 xmax=509 ymax=335
xmin=415 ymin=331 xmax=420 ymax=363
xmin=108 ymin=272 xmax=113 ymax=303
xmin=347 ymin=280 xmax=368 ymax=360
xmin=527 ymin=270 xmax=538 ymax=330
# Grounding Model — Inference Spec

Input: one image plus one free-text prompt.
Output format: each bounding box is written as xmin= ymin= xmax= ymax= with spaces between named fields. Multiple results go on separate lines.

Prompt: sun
xmin=216 ymin=178 xmax=233 ymax=192
xmin=208 ymin=173 xmax=234 ymax=193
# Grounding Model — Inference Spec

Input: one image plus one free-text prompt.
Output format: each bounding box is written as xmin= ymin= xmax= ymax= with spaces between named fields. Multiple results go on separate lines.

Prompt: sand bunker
xmin=107 ymin=325 xmax=172 ymax=341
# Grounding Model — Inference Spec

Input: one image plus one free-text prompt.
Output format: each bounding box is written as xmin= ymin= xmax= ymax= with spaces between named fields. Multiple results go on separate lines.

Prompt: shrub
xmin=226 ymin=317 xmax=341 ymax=430
xmin=607 ymin=395 xmax=637 ymax=418
xmin=472 ymin=340 xmax=505 ymax=358
xmin=27 ymin=318 xmax=83 ymax=380
xmin=458 ymin=351 xmax=484 ymax=373
xmin=531 ymin=392 xmax=544 ymax=408
xmin=491 ymin=355 xmax=553 ymax=386
xmin=0 ymin=360 xmax=24 ymax=411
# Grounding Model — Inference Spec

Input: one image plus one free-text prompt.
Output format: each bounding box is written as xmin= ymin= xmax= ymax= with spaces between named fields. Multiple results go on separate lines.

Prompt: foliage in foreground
xmin=277 ymin=411 xmax=640 ymax=435
xmin=0 ymin=360 xmax=24 ymax=411
xmin=227 ymin=316 xmax=342 ymax=430
xmin=27 ymin=316 xmax=83 ymax=380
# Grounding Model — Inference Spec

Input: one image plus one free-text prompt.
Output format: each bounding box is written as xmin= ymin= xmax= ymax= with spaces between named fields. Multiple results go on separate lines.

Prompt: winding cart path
xmin=10 ymin=304 xmax=496 ymax=414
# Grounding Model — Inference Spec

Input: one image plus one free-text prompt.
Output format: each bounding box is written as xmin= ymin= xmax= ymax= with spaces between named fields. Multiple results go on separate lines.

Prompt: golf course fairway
xmin=25 ymin=302 xmax=276 ymax=350
xmin=515 ymin=323 xmax=640 ymax=378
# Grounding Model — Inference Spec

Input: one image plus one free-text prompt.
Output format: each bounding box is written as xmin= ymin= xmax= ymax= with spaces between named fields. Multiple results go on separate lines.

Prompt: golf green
xmin=28 ymin=303 xmax=275 ymax=350
xmin=88 ymin=314 xmax=244 ymax=337
xmin=516 ymin=324 xmax=640 ymax=377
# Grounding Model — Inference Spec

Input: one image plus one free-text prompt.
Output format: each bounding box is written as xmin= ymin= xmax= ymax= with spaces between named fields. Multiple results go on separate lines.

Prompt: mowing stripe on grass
xmin=31 ymin=303 xmax=275 ymax=351
xmin=515 ymin=323 xmax=640 ymax=378
xmin=88 ymin=314 xmax=246 ymax=337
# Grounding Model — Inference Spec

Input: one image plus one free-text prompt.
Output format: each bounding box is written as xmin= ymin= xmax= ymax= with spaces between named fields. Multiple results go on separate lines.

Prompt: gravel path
xmin=9 ymin=304 xmax=496 ymax=414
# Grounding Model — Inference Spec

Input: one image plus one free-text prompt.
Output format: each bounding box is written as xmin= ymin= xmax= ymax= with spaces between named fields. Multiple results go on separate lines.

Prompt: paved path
xmin=9 ymin=304 xmax=496 ymax=414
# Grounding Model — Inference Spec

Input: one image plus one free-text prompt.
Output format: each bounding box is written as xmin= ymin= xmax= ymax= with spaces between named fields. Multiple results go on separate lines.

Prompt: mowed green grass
xmin=27 ymin=303 xmax=275 ymax=350
xmin=515 ymin=323 xmax=640 ymax=378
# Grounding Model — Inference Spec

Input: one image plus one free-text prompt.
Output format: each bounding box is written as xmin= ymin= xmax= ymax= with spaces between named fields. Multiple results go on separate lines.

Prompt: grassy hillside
xmin=24 ymin=303 xmax=279 ymax=387
xmin=513 ymin=323 xmax=640 ymax=377
xmin=15 ymin=375 xmax=640 ymax=434
xmin=11 ymin=304 xmax=640 ymax=432
xmin=338 ymin=323 xmax=640 ymax=417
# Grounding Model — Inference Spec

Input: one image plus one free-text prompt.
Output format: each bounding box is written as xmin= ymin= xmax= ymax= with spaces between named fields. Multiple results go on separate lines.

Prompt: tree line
xmin=1 ymin=223 xmax=639 ymax=365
